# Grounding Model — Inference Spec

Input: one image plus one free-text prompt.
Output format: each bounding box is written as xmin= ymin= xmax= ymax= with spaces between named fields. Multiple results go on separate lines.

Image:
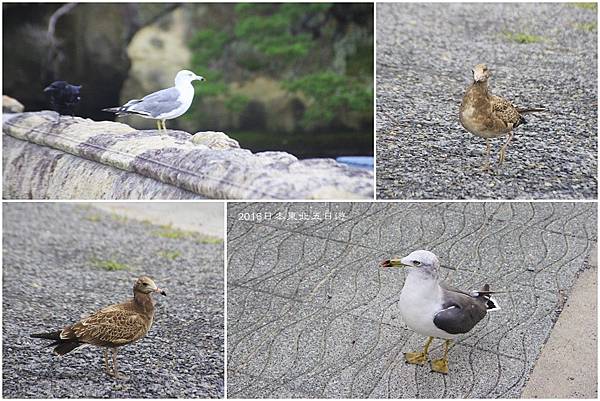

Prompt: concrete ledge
xmin=3 ymin=111 xmax=373 ymax=200
xmin=521 ymin=244 xmax=598 ymax=398
xmin=3 ymin=135 xmax=203 ymax=199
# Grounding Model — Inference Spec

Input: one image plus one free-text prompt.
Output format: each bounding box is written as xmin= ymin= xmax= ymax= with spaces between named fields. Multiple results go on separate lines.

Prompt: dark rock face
xmin=4 ymin=3 xmax=374 ymax=157
xmin=3 ymin=4 xmax=132 ymax=120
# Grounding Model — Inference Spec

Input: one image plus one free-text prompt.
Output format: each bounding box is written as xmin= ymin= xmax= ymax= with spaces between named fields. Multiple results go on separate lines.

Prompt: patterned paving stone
xmin=227 ymin=202 xmax=596 ymax=398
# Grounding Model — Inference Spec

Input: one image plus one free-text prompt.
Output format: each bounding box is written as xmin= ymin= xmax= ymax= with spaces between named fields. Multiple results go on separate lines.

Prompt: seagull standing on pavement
xmin=103 ymin=70 xmax=204 ymax=132
xmin=381 ymin=250 xmax=500 ymax=374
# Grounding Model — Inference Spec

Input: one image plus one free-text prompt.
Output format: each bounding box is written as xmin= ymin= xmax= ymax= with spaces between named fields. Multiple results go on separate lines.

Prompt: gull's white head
xmin=380 ymin=249 xmax=440 ymax=277
xmin=472 ymin=63 xmax=491 ymax=83
xmin=174 ymin=70 xmax=205 ymax=86
xmin=400 ymin=250 xmax=440 ymax=273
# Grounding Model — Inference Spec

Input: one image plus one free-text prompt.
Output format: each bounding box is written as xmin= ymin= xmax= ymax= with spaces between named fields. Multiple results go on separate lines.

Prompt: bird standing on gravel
xmin=43 ymin=81 xmax=82 ymax=116
xmin=459 ymin=64 xmax=545 ymax=170
xmin=30 ymin=276 xmax=166 ymax=379
xmin=381 ymin=250 xmax=500 ymax=374
xmin=103 ymin=70 xmax=204 ymax=132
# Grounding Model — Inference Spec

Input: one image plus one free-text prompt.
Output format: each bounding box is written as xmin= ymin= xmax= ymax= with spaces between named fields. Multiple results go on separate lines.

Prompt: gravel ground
xmin=376 ymin=3 xmax=597 ymax=199
xmin=2 ymin=203 xmax=224 ymax=398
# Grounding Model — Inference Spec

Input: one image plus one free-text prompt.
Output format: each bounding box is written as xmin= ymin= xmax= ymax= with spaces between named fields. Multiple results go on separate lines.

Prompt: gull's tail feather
xmin=517 ymin=107 xmax=546 ymax=114
xmin=31 ymin=330 xmax=82 ymax=355
xmin=102 ymin=98 xmax=147 ymax=117
xmin=475 ymin=284 xmax=501 ymax=311
xmin=485 ymin=296 xmax=501 ymax=311
xmin=52 ymin=341 xmax=82 ymax=356
xmin=102 ymin=107 xmax=151 ymax=118
xmin=30 ymin=331 xmax=62 ymax=340
xmin=102 ymin=107 xmax=122 ymax=113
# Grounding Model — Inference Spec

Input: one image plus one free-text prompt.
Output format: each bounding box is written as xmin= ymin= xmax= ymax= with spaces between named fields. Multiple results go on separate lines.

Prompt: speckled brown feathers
xmin=67 ymin=301 xmax=154 ymax=347
xmin=30 ymin=276 xmax=166 ymax=379
xmin=459 ymin=63 xmax=545 ymax=169
xmin=490 ymin=95 xmax=524 ymax=130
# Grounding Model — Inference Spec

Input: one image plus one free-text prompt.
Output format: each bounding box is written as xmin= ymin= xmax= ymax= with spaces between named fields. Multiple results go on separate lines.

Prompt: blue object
xmin=336 ymin=156 xmax=374 ymax=170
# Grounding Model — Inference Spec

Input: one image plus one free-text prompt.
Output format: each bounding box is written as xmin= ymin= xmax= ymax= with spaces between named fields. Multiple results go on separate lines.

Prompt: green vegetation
xmin=572 ymin=2 xmax=598 ymax=10
xmin=234 ymin=3 xmax=330 ymax=60
xmin=91 ymin=258 xmax=128 ymax=271
xmin=153 ymin=224 xmax=192 ymax=239
xmin=575 ymin=22 xmax=597 ymax=31
xmin=157 ymin=250 xmax=182 ymax=260
xmin=195 ymin=235 xmax=223 ymax=245
xmin=503 ymin=31 xmax=544 ymax=44
xmin=152 ymin=224 xmax=223 ymax=244
xmin=110 ymin=213 xmax=129 ymax=223
xmin=85 ymin=214 xmax=102 ymax=222
xmin=284 ymin=72 xmax=372 ymax=127
xmin=188 ymin=3 xmax=373 ymax=130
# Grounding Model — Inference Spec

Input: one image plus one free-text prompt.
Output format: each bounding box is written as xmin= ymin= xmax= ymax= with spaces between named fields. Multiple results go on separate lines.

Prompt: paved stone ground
xmin=3 ymin=203 xmax=224 ymax=398
xmin=376 ymin=3 xmax=597 ymax=199
xmin=227 ymin=202 xmax=596 ymax=398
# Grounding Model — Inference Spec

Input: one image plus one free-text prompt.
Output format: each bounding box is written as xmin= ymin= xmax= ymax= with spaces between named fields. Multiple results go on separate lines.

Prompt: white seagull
xmin=103 ymin=70 xmax=204 ymax=131
xmin=381 ymin=250 xmax=500 ymax=374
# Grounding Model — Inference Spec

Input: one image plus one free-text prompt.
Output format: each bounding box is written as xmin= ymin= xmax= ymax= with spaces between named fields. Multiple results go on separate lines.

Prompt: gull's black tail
xmin=517 ymin=107 xmax=546 ymax=114
xmin=31 ymin=331 xmax=82 ymax=355
xmin=475 ymin=284 xmax=501 ymax=311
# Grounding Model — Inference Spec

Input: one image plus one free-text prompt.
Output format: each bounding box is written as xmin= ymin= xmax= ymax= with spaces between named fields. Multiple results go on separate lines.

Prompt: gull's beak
xmin=380 ymin=258 xmax=404 ymax=268
xmin=43 ymin=85 xmax=53 ymax=93
xmin=150 ymin=283 xmax=166 ymax=296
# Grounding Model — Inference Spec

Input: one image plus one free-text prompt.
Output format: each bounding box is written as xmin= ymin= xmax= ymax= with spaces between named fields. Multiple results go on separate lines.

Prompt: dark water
xmin=229 ymin=130 xmax=374 ymax=159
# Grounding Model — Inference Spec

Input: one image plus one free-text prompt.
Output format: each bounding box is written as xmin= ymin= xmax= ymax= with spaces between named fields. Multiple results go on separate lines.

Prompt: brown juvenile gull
xmin=30 ymin=276 xmax=166 ymax=379
xmin=459 ymin=63 xmax=545 ymax=170
xmin=381 ymin=250 xmax=500 ymax=374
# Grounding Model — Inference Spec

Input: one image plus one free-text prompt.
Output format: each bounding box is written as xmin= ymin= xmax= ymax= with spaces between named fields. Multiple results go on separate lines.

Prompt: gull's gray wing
xmin=439 ymin=281 xmax=472 ymax=297
xmin=126 ymin=87 xmax=182 ymax=117
xmin=433 ymin=287 xmax=488 ymax=335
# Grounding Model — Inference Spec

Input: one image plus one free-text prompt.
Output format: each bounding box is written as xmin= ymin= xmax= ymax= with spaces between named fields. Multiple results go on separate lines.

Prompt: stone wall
xmin=2 ymin=111 xmax=373 ymax=200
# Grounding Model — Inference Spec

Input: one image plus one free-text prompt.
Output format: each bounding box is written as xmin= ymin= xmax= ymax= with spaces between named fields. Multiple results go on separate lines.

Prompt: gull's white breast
xmin=399 ymin=272 xmax=457 ymax=339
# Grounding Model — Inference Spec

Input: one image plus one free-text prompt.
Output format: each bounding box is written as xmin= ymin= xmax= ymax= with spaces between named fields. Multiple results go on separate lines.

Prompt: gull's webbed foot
xmin=430 ymin=358 xmax=449 ymax=374
xmin=404 ymin=351 xmax=429 ymax=365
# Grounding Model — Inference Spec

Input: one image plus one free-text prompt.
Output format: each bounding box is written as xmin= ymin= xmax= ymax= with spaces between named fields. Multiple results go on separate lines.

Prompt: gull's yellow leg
xmin=161 ymin=119 xmax=167 ymax=131
xmin=405 ymin=336 xmax=433 ymax=365
xmin=431 ymin=339 xmax=451 ymax=374
xmin=156 ymin=120 xmax=162 ymax=131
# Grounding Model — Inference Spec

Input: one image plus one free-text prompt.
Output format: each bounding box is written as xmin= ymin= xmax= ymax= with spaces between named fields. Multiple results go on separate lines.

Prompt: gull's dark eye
xmin=413 ymin=260 xmax=421 ymax=266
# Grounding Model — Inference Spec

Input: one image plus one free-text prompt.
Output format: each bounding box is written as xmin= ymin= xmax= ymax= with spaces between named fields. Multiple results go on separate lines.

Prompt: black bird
xmin=44 ymin=81 xmax=82 ymax=116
